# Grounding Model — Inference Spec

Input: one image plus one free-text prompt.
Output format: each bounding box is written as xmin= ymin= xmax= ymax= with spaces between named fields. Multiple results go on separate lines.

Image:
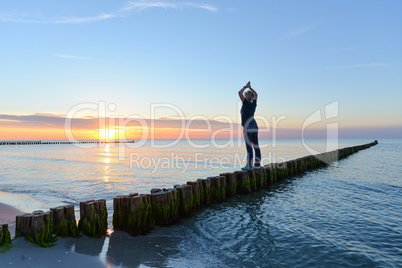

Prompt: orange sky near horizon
xmin=0 ymin=126 xmax=238 ymax=141
xmin=1 ymin=123 xmax=399 ymax=141
xmin=1 ymin=111 xmax=401 ymax=141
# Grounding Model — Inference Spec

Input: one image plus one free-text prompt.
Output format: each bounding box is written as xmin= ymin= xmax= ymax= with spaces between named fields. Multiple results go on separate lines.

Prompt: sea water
xmin=1 ymin=138 xmax=401 ymax=267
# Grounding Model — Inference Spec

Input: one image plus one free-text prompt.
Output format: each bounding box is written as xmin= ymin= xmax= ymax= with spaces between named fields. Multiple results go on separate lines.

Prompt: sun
xmin=98 ymin=128 xmax=117 ymax=141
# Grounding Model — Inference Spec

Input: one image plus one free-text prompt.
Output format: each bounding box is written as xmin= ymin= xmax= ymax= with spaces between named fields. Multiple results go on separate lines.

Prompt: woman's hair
xmin=245 ymin=91 xmax=255 ymax=102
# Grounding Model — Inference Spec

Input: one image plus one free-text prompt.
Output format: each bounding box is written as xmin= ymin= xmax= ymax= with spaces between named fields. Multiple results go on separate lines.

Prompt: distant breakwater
xmin=0 ymin=140 xmax=378 ymax=248
xmin=0 ymin=140 xmax=134 ymax=146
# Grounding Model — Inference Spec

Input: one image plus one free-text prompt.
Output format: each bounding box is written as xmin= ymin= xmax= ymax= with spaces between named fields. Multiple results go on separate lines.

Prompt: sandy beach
xmin=0 ymin=202 xmax=23 ymax=237
xmin=0 ymin=201 xmax=183 ymax=268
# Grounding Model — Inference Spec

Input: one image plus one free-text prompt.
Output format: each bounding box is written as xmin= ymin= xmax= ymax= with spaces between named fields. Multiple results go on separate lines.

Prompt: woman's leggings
xmin=244 ymin=126 xmax=261 ymax=168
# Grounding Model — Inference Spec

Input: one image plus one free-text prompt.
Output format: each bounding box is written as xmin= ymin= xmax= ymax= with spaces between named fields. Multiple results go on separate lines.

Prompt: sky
xmin=0 ymin=0 xmax=401 ymax=140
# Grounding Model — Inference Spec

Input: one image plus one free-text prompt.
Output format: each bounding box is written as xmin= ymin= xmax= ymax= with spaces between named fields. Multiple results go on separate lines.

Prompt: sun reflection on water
xmin=103 ymin=144 xmax=111 ymax=182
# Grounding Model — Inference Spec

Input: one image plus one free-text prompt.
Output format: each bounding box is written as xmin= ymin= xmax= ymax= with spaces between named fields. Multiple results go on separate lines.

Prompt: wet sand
xmin=0 ymin=236 xmax=107 ymax=267
xmin=0 ymin=202 xmax=107 ymax=267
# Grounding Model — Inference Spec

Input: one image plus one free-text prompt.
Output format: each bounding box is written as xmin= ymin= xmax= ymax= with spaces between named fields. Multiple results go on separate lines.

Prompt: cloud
xmin=0 ymin=113 xmax=238 ymax=131
xmin=284 ymin=24 xmax=318 ymax=39
xmin=0 ymin=1 xmax=218 ymax=24
xmin=122 ymin=1 xmax=218 ymax=12
xmin=52 ymin=13 xmax=120 ymax=24
xmin=323 ymin=63 xmax=389 ymax=70
xmin=0 ymin=113 xmax=97 ymax=129
xmin=54 ymin=53 xmax=94 ymax=60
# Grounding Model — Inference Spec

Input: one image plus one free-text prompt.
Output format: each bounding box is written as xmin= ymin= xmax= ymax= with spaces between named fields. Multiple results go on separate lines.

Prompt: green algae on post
xmin=234 ymin=171 xmax=251 ymax=194
xmin=15 ymin=210 xmax=57 ymax=247
xmin=151 ymin=189 xmax=179 ymax=226
xmin=0 ymin=224 xmax=12 ymax=252
xmin=187 ymin=181 xmax=201 ymax=208
xmin=78 ymin=199 xmax=108 ymax=237
xmin=174 ymin=185 xmax=193 ymax=216
xmin=50 ymin=205 xmax=79 ymax=238
xmin=197 ymin=178 xmax=211 ymax=205
xmin=220 ymin=172 xmax=237 ymax=197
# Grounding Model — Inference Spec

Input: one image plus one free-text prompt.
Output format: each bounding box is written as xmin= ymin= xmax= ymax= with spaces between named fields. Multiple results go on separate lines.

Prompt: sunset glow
xmin=0 ymin=1 xmax=401 ymax=140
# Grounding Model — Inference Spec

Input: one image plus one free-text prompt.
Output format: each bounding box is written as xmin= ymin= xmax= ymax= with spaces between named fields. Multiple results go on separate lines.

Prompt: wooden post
xmin=296 ymin=158 xmax=304 ymax=174
xmin=150 ymin=189 xmax=178 ymax=226
xmin=151 ymin=188 xmax=162 ymax=194
xmin=174 ymin=184 xmax=192 ymax=216
xmin=112 ymin=195 xmax=130 ymax=231
xmin=284 ymin=161 xmax=292 ymax=177
xmin=125 ymin=195 xmax=152 ymax=236
xmin=50 ymin=205 xmax=78 ymax=237
xmin=197 ymin=178 xmax=211 ymax=205
xmin=78 ymin=199 xmax=108 ymax=237
xmin=0 ymin=223 xmax=12 ymax=247
xmin=16 ymin=210 xmax=56 ymax=247
xmin=270 ymin=164 xmax=278 ymax=182
xmin=253 ymin=167 xmax=266 ymax=189
xmin=219 ymin=175 xmax=227 ymax=200
xmin=220 ymin=172 xmax=237 ymax=197
xmin=247 ymin=169 xmax=257 ymax=191
xmin=290 ymin=160 xmax=298 ymax=176
xmin=168 ymin=188 xmax=179 ymax=223
xmin=234 ymin=171 xmax=251 ymax=194
xmin=263 ymin=164 xmax=273 ymax=185
xmin=139 ymin=194 xmax=153 ymax=233
xmin=304 ymin=156 xmax=313 ymax=171
xmin=276 ymin=162 xmax=286 ymax=180
xmin=208 ymin=176 xmax=222 ymax=202
xmin=187 ymin=181 xmax=201 ymax=208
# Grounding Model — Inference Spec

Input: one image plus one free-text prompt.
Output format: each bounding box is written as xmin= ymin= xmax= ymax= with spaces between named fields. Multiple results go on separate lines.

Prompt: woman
xmin=238 ymin=81 xmax=261 ymax=170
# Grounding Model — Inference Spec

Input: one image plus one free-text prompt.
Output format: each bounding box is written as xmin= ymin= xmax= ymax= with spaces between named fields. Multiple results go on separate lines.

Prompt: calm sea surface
xmin=1 ymin=138 xmax=401 ymax=267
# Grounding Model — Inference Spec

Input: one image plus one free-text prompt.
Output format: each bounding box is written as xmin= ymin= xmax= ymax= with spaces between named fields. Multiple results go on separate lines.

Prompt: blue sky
xmin=1 ymin=0 xmax=401 ymax=138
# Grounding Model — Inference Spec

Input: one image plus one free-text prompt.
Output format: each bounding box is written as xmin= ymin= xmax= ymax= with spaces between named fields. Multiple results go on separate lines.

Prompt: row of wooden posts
xmin=0 ymin=141 xmax=378 ymax=247
xmin=0 ymin=140 xmax=135 ymax=145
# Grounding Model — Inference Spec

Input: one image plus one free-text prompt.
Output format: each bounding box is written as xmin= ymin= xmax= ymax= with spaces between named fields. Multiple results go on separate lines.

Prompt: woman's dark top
xmin=241 ymin=99 xmax=258 ymax=128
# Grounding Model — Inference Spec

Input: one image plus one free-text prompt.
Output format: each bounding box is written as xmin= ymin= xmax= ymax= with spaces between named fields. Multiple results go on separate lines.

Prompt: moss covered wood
xmin=15 ymin=210 xmax=57 ymax=247
xmin=125 ymin=195 xmax=152 ymax=235
xmin=151 ymin=189 xmax=179 ymax=226
xmin=50 ymin=205 xmax=79 ymax=238
xmin=112 ymin=195 xmax=130 ymax=231
xmin=139 ymin=194 xmax=153 ymax=233
xmin=187 ymin=181 xmax=201 ymax=208
xmin=0 ymin=224 xmax=12 ymax=247
xmin=234 ymin=171 xmax=251 ymax=194
xmin=208 ymin=176 xmax=222 ymax=202
xmin=247 ymin=169 xmax=257 ymax=192
xmin=197 ymin=178 xmax=211 ymax=205
xmin=174 ymin=185 xmax=193 ymax=216
xmin=220 ymin=172 xmax=237 ymax=197
xmin=78 ymin=199 xmax=108 ymax=237
xmin=269 ymin=164 xmax=278 ymax=183
xmin=253 ymin=167 xmax=266 ymax=189
xmin=262 ymin=165 xmax=273 ymax=185
xmin=219 ymin=176 xmax=227 ymax=200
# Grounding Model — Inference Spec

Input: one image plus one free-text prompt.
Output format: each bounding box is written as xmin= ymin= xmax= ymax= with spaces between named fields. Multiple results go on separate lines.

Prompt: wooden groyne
xmin=0 ymin=140 xmax=134 ymax=146
xmin=3 ymin=140 xmax=378 ymax=247
xmin=0 ymin=223 xmax=12 ymax=248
